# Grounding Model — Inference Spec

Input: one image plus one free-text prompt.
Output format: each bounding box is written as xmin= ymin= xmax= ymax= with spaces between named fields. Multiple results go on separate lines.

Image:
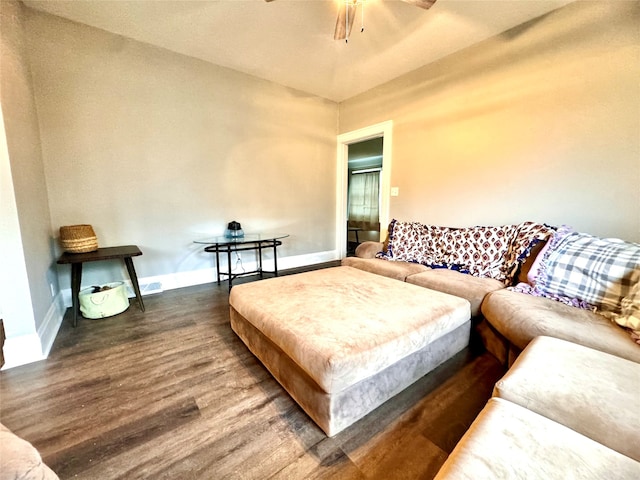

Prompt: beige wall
xmin=3 ymin=0 xmax=638 ymax=364
xmin=340 ymin=1 xmax=640 ymax=243
xmin=0 ymin=0 xmax=57 ymax=338
xmin=25 ymin=10 xmax=338 ymax=289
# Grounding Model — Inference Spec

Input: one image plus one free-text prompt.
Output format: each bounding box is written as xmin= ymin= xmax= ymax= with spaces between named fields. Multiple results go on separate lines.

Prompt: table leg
xmin=71 ymin=263 xmax=82 ymax=328
xmin=227 ymin=246 xmax=233 ymax=292
xmin=124 ymin=257 xmax=145 ymax=312
xmin=273 ymin=240 xmax=279 ymax=277
xmin=215 ymin=248 xmax=221 ymax=285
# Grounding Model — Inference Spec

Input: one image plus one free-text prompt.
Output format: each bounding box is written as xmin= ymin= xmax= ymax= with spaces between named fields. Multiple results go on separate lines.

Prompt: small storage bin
xmin=79 ymin=282 xmax=129 ymax=319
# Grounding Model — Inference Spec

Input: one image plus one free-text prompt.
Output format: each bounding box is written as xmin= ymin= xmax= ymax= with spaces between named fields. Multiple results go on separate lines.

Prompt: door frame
xmin=336 ymin=120 xmax=393 ymax=258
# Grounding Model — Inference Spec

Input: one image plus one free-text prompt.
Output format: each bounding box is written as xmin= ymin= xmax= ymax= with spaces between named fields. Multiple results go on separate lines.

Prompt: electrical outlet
xmin=391 ymin=187 xmax=399 ymax=197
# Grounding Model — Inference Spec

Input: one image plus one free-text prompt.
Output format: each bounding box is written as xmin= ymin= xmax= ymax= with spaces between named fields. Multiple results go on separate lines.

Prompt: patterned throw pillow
xmin=502 ymin=221 xmax=555 ymax=283
xmin=381 ymin=220 xmax=431 ymax=263
xmin=378 ymin=219 xmax=552 ymax=283
xmin=535 ymin=230 xmax=640 ymax=314
xmin=443 ymin=225 xmax=517 ymax=280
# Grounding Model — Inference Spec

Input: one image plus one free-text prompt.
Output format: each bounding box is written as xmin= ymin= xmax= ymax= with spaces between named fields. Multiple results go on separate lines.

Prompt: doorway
xmin=346 ymin=138 xmax=383 ymax=254
xmin=336 ymin=121 xmax=393 ymax=259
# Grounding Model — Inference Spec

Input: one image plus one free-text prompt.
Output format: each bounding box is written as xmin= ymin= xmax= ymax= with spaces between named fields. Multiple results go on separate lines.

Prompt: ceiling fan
xmin=265 ymin=0 xmax=438 ymax=42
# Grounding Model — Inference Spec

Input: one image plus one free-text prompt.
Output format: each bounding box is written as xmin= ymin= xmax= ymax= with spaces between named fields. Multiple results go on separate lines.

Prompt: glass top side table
xmin=194 ymin=234 xmax=289 ymax=291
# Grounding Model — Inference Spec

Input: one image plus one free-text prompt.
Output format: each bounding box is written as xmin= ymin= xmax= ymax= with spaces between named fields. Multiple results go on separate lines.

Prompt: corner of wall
xmin=0 ymin=293 xmax=64 ymax=370
xmin=1 ymin=333 xmax=45 ymax=370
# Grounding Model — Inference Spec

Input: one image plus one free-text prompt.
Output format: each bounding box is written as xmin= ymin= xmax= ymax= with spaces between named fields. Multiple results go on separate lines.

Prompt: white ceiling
xmin=23 ymin=0 xmax=575 ymax=102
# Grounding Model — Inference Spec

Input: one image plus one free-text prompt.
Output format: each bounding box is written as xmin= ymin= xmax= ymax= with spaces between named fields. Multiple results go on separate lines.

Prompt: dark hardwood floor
xmin=0 ymin=264 xmax=505 ymax=479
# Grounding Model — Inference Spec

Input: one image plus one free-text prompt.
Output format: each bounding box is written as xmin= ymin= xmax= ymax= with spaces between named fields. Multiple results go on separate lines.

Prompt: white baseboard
xmin=1 ymin=292 xmax=66 ymax=370
xmin=60 ymin=250 xmax=340 ymax=306
xmin=39 ymin=291 xmax=66 ymax=357
xmin=1 ymin=251 xmax=340 ymax=370
xmin=277 ymin=250 xmax=340 ymax=270
xmin=1 ymin=333 xmax=45 ymax=370
xmin=223 ymin=249 xmax=339 ymax=277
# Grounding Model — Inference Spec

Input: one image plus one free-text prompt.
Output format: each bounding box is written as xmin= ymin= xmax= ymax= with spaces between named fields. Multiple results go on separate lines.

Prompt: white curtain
xmin=348 ymin=170 xmax=380 ymax=231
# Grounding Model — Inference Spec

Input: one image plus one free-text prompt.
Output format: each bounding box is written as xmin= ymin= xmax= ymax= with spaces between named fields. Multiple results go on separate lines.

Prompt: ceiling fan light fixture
xmin=266 ymin=0 xmax=437 ymax=42
xmin=343 ymin=0 xmax=365 ymax=43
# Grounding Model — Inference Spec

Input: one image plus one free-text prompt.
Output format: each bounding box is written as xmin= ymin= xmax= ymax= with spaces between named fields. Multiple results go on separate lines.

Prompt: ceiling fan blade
xmin=334 ymin=4 xmax=357 ymax=40
xmin=402 ymin=0 xmax=437 ymax=9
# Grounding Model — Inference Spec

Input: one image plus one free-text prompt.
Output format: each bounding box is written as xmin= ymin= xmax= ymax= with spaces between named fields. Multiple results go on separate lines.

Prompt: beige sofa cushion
xmin=434 ymin=398 xmax=640 ymax=480
xmin=341 ymin=257 xmax=429 ymax=281
xmin=406 ymin=270 xmax=504 ymax=317
xmin=0 ymin=423 xmax=59 ymax=480
xmin=494 ymin=336 xmax=640 ymax=461
xmin=481 ymin=289 xmax=640 ymax=363
xmin=229 ymin=266 xmax=470 ymax=394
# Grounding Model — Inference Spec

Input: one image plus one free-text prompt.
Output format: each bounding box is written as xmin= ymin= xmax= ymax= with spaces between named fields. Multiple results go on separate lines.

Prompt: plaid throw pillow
xmin=508 ymin=226 xmax=594 ymax=310
xmin=536 ymin=231 xmax=640 ymax=314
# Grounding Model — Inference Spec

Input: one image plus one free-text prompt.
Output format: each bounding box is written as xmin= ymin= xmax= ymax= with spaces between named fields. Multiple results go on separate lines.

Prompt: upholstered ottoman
xmin=228 ymin=266 xmax=471 ymax=436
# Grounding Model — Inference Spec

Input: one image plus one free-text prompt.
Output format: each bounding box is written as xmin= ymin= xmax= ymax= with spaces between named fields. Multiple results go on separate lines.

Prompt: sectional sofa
xmin=342 ymin=221 xmax=640 ymax=365
xmin=435 ymin=335 xmax=640 ymax=479
xmin=342 ymin=219 xmax=640 ymax=478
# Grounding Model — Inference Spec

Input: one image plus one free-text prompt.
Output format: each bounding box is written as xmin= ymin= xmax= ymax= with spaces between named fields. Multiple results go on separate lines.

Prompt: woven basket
xmin=59 ymin=224 xmax=98 ymax=253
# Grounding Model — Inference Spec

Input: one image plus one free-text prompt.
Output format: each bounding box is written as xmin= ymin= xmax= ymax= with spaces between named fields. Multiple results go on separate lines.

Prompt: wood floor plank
xmin=349 ymin=429 xmax=447 ymax=480
xmin=48 ymin=397 xmax=201 ymax=478
xmin=336 ymin=351 xmax=495 ymax=479
xmin=269 ymin=437 xmax=366 ymax=480
xmin=420 ymin=353 xmax=505 ymax=454
xmin=0 ymin=264 xmax=503 ymax=479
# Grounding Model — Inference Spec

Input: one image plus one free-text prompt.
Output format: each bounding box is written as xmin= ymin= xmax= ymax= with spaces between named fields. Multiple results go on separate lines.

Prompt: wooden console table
xmin=57 ymin=245 xmax=145 ymax=327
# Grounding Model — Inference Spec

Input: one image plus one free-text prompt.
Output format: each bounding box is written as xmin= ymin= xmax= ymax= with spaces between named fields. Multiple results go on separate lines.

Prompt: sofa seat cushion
xmin=341 ymin=257 xmax=429 ymax=281
xmin=494 ymin=336 xmax=640 ymax=461
xmin=434 ymin=398 xmax=640 ymax=480
xmin=406 ymin=270 xmax=505 ymax=317
xmin=481 ymin=289 xmax=640 ymax=363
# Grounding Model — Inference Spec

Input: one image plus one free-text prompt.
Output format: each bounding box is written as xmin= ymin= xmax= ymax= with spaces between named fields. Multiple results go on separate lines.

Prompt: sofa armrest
xmin=0 ymin=423 xmax=59 ymax=479
xmin=354 ymin=241 xmax=385 ymax=259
